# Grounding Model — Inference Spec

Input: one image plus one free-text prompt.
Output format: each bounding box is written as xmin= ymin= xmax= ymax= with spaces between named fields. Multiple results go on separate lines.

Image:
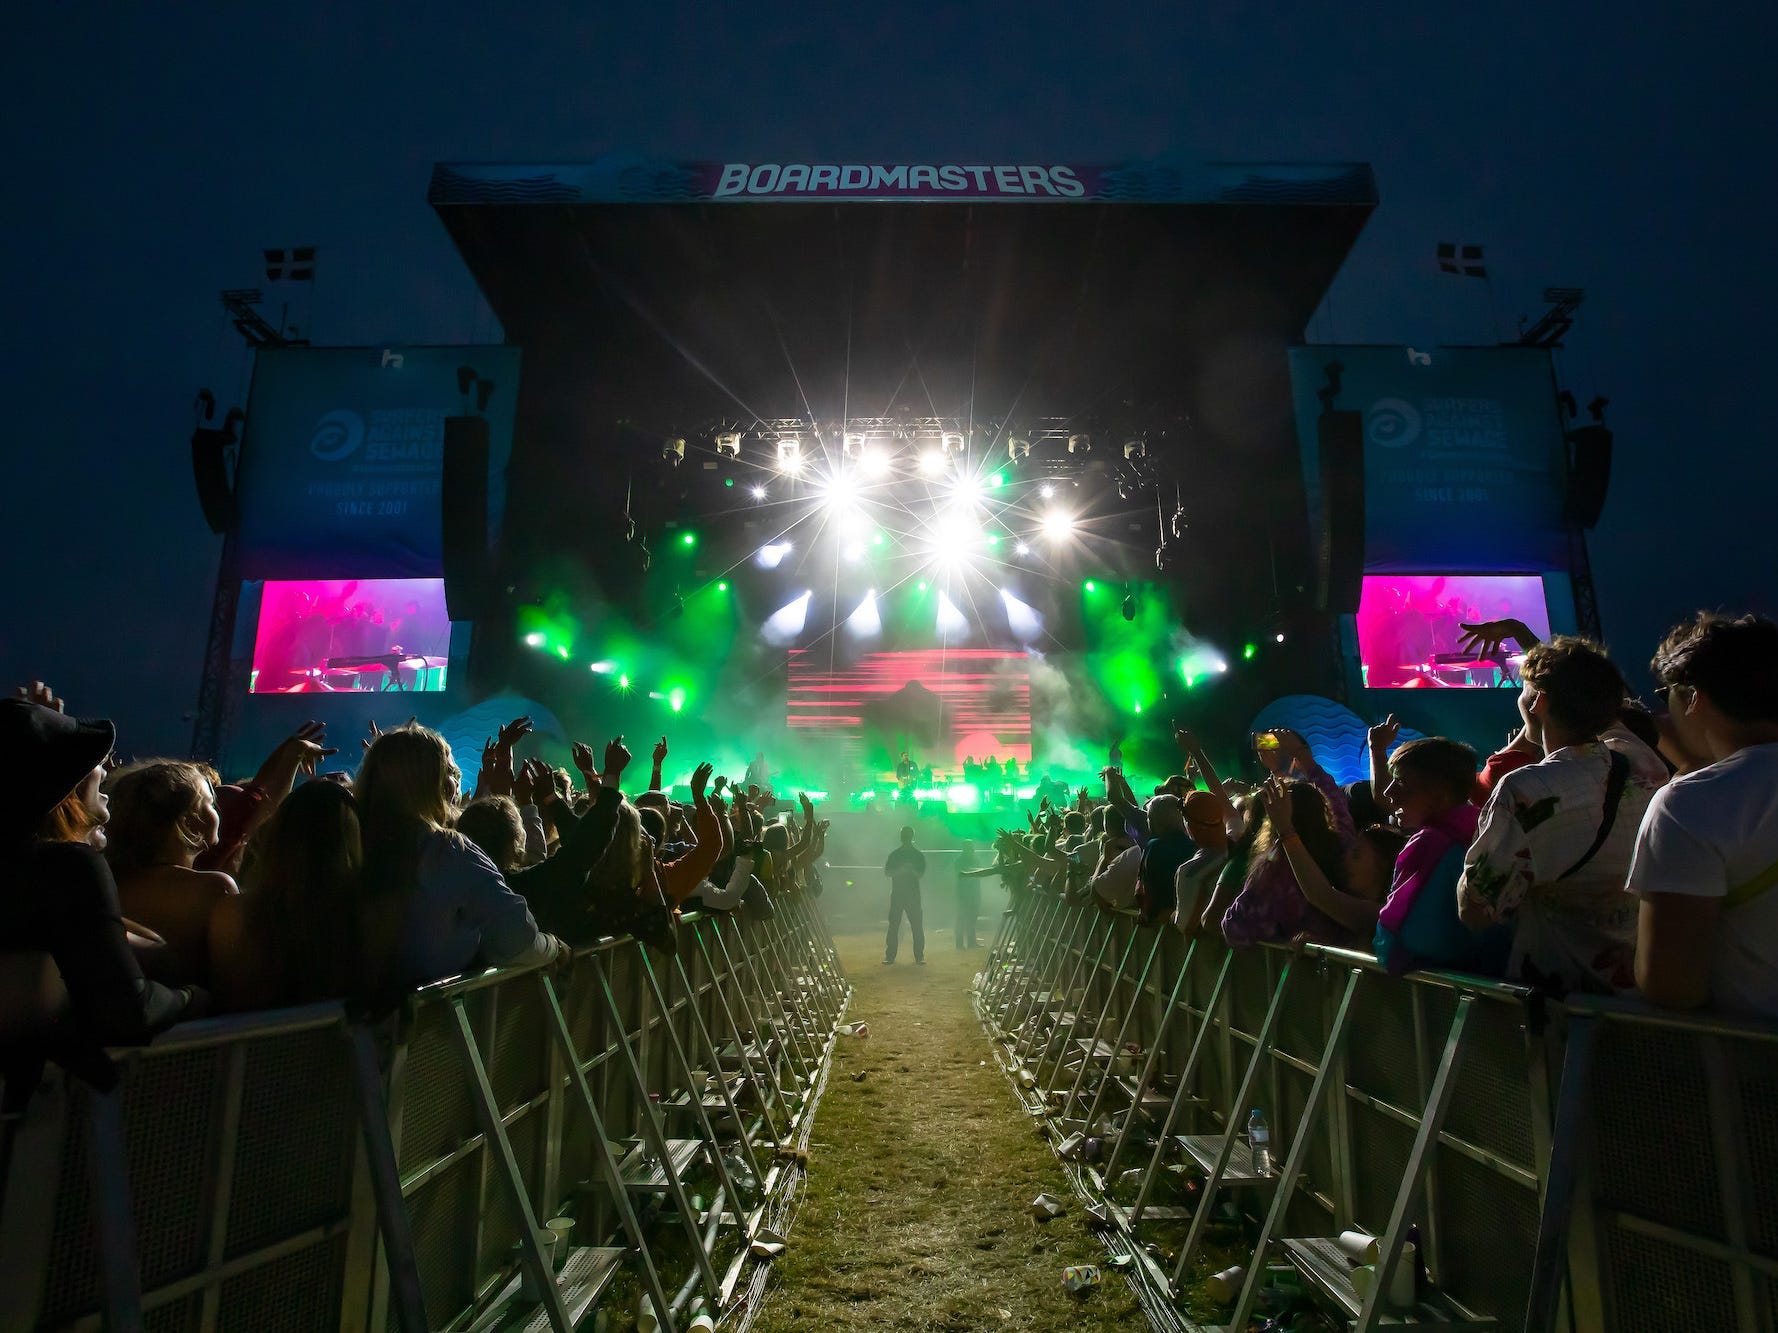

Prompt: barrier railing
xmin=0 ymin=892 xmax=848 ymax=1333
xmin=977 ymin=885 xmax=1775 ymax=1332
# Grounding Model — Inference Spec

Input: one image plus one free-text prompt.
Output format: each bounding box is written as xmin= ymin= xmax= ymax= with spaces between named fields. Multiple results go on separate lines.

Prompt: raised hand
xmin=1457 ymin=619 xmax=1536 ymax=659
xmin=603 ymin=736 xmax=632 ymax=778
xmin=264 ymin=720 xmax=338 ymax=785
xmin=652 ymin=736 xmax=669 ymax=766
xmin=479 ymin=737 xmax=514 ymax=797
xmin=1259 ymin=776 xmax=1295 ymax=836
xmin=572 ymin=741 xmax=597 ymax=779
xmin=496 ymin=716 xmax=534 ymax=752
xmin=1173 ymin=726 xmax=1198 ymax=753
xmin=713 ymin=774 xmax=729 ymax=792
xmin=799 ymin=790 xmax=814 ymax=815
xmin=16 ymin=681 xmax=64 ymax=713
xmin=512 ymin=758 xmax=536 ymax=806
xmin=522 ymin=758 xmax=555 ymax=804
xmin=1368 ymin=713 xmax=1401 ymax=752
xmin=364 ymin=716 xmax=415 ymax=752
xmin=691 ymin=762 xmax=714 ymax=800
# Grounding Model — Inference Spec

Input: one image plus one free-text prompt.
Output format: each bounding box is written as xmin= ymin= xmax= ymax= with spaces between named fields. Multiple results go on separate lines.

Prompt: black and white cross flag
xmin=1435 ymin=242 xmax=1487 ymax=278
xmin=263 ymin=246 xmax=317 ymax=282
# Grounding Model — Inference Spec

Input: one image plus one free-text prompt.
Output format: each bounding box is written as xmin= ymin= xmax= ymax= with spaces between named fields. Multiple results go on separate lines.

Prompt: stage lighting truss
xmin=775 ymin=433 xmax=803 ymax=471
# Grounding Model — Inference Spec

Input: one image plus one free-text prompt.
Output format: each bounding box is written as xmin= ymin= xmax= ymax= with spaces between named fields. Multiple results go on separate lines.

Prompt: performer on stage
xmin=743 ymin=749 xmax=772 ymax=794
xmin=882 ymin=826 xmax=927 ymax=964
xmin=895 ymin=749 xmax=917 ymax=792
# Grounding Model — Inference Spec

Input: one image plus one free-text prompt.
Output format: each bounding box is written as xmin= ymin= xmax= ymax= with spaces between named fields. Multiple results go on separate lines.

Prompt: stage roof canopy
xmin=429 ymin=156 xmax=1377 ymax=432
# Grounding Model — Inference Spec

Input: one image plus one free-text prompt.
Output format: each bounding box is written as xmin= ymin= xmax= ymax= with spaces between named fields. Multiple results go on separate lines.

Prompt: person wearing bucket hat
xmin=0 ymin=697 xmax=203 ymax=1086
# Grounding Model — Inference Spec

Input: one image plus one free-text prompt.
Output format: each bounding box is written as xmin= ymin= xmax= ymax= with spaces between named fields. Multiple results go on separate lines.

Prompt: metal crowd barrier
xmin=0 ymin=894 xmax=849 ymax=1333
xmin=975 ymin=886 xmax=1778 ymax=1332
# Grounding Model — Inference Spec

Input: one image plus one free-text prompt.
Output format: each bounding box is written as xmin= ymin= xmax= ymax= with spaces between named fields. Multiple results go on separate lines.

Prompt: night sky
xmin=5 ymin=4 xmax=1774 ymax=756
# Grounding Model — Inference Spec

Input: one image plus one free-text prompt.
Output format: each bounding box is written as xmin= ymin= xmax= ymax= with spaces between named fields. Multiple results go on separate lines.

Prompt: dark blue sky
xmin=5 ymin=4 xmax=1773 ymax=754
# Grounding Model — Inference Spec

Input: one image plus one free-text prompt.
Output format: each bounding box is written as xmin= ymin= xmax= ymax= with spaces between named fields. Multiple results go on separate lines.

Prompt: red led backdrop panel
xmin=787 ymin=648 xmax=1031 ymax=766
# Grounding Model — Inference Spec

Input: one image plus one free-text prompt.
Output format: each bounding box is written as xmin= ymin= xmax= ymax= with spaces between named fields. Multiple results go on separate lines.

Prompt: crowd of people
xmin=1 ymin=697 xmax=826 ymax=1087
xmin=961 ymin=612 xmax=1778 ymax=1022
xmin=4 ymin=607 xmax=1772 ymax=1091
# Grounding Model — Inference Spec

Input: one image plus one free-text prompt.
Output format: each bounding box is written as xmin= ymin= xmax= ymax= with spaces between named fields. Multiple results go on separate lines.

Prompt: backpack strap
xmin=1724 ymin=857 xmax=1778 ymax=912
xmin=1557 ymin=749 xmax=1631 ymax=882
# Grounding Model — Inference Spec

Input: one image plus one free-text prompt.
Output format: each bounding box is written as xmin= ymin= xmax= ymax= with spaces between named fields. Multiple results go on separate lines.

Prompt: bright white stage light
xmin=588 ymin=660 xmax=616 ymax=674
xmin=775 ymin=436 xmax=803 ymax=471
xmin=846 ymin=591 xmax=881 ymax=637
xmin=927 ymin=508 xmax=983 ymax=564
xmin=859 ymin=447 xmax=892 ymax=479
xmin=763 ymin=591 xmax=812 ymax=644
xmin=842 ymin=431 xmax=867 ymax=458
xmin=841 ymin=540 xmax=865 ymax=561
xmin=523 ymin=632 xmax=545 ymax=647
xmin=999 ymin=588 xmax=1043 ymax=641
xmin=1040 ymin=483 xmax=1056 ymax=498
xmin=821 ymin=472 xmax=859 ymax=511
xmin=1041 ymin=510 xmax=1076 ymax=541
xmin=940 ymin=431 xmax=966 ymax=456
xmin=950 ymin=475 xmax=984 ymax=505
xmin=751 ymin=484 xmax=768 ymax=500
xmin=936 ymin=590 xmax=968 ymax=638
xmin=755 ymin=540 xmax=794 ymax=570
xmin=1014 ymin=541 xmax=1031 ymax=556
xmin=917 ymin=450 xmax=947 ymax=477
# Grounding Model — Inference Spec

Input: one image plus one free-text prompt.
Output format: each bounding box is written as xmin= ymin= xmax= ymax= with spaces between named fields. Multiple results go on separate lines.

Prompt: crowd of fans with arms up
xmin=2 ymin=608 xmax=1774 ymax=1092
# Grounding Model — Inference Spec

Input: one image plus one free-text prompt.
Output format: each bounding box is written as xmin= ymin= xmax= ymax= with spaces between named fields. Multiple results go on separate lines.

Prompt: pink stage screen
xmin=250 ymin=578 xmax=452 ymax=694
xmin=787 ymin=648 xmax=1031 ymax=764
xmin=1356 ymin=574 xmax=1551 ymax=688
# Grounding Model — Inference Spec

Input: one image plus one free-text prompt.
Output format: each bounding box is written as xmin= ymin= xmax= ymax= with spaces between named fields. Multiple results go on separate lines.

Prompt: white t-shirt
xmin=1090 ymin=844 xmax=1143 ymax=910
xmin=1626 ymin=743 xmax=1778 ymax=1018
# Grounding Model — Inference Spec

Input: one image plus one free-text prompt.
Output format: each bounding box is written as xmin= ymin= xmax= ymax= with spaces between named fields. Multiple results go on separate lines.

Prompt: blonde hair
xmin=355 ymin=725 xmax=458 ymax=831
xmin=589 ymin=800 xmax=643 ymax=898
xmin=36 ymin=788 xmax=105 ymax=845
xmin=102 ymin=761 xmax=212 ymax=876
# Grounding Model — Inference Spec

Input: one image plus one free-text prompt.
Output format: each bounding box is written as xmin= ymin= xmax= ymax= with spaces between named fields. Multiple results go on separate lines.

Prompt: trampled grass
xmin=748 ymin=926 xmax=1146 ymax=1331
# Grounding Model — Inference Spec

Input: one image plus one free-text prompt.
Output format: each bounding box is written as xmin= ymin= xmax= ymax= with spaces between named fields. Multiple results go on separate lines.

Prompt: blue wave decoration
xmin=1248 ymin=694 xmax=1424 ymax=787
xmin=435 ymin=692 xmax=565 ymax=782
xmin=430 ymin=165 xmax=581 ymax=205
xmin=1217 ymin=164 xmax=1377 ymax=205
xmin=615 ymin=164 xmax=707 ymax=202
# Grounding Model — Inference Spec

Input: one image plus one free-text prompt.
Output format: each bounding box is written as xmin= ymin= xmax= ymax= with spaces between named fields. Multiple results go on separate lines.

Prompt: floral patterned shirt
xmin=1456 ymin=742 xmax=1661 ymax=993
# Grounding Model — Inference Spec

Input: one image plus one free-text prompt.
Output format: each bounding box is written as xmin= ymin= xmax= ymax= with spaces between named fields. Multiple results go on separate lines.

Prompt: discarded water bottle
xmin=1247 ymin=1109 xmax=1273 ymax=1176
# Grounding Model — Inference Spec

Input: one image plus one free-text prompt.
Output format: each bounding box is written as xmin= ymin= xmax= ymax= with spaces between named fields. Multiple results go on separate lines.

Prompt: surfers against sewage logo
xmin=711 ymin=162 xmax=1088 ymax=197
xmin=305 ymin=407 xmax=445 ymax=520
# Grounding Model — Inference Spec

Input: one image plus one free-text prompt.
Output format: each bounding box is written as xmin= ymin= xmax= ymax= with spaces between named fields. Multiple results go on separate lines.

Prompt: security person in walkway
xmin=883 ymin=825 xmax=927 ymax=964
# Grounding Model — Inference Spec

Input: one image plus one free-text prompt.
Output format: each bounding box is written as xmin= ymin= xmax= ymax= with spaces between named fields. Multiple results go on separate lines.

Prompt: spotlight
xmin=679 ymin=530 xmax=696 ymax=547
xmin=820 ymin=472 xmax=859 ymax=512
xmin=842 ymin=541 xmax=865 ymax=561
xmin=1276 ymin=632 xmax=1286 ymax=643
xmin=662 ymin=437 xmax=686 ymax=466
xmin=714 ymin=431 xmax=742 ymax=459
xmin=524 ymin=632 xmax=544 ymax=647
xmin=755 ymin=540 xmax=793 ymax=569
xmin=846 ymin=590 xmax=881 ymax=638
xmin=917 ymin=450 xmax=947 ymax=477
xmin=936 ymin=590 xmax=968 ymax=637
xmin=859 ymin=447 xmax=892 ymax=479
xmin=1041 ymin=510 xmax=1075 ymax=542
xmin=1014 ymin=541 xmax=1031 ymax=556
xmin=751 ymin=484 xmax=768 ymax=500
xmin=618 ymin=673 xmax=631 ymax=689
xmin=999 ymin=588 xmax=1043 ymax=641
xmin=843 ymin=431 xmax=867 ymax=458
xmin=589 ymin=660 xmax=615 ymax=674
xmin=1122 ymin=436 xmax=1145 ymax=461
xmin=668 ymin=687 xmax=685 ymax=712
xmin=776 ymin=435 xmax=803 ymax=471
xmin=940 ymin=431 xmax=966 ymax=456
xmin=763 ymin=591 xmax=812 ymax=643
xmin=717 ymin=580 xmax=729 ymax=592
xmin=1067 ymin=433 xmax=1092 ymax=455
xmin=1007 ymin=436 xmax=1031 ymax=460
xmin=950 ymin=475 xmax=984 ymax=505
xmin=1040 ymin=483 xmax=1056 ymax=498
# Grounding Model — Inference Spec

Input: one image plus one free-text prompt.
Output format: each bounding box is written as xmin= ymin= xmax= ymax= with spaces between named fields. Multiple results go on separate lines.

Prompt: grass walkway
xmin=749 ymin=926 xmax=1144 ymax=1331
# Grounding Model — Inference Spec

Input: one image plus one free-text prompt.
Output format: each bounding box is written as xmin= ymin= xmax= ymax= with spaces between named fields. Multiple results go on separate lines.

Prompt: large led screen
xmin=250 ymin=578 xmax=451 ymax=693
xmin=787 ymin=648 xmax=1031 ymax=771
xmin=1356 ymin=574 xmax=1551 ymax=688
